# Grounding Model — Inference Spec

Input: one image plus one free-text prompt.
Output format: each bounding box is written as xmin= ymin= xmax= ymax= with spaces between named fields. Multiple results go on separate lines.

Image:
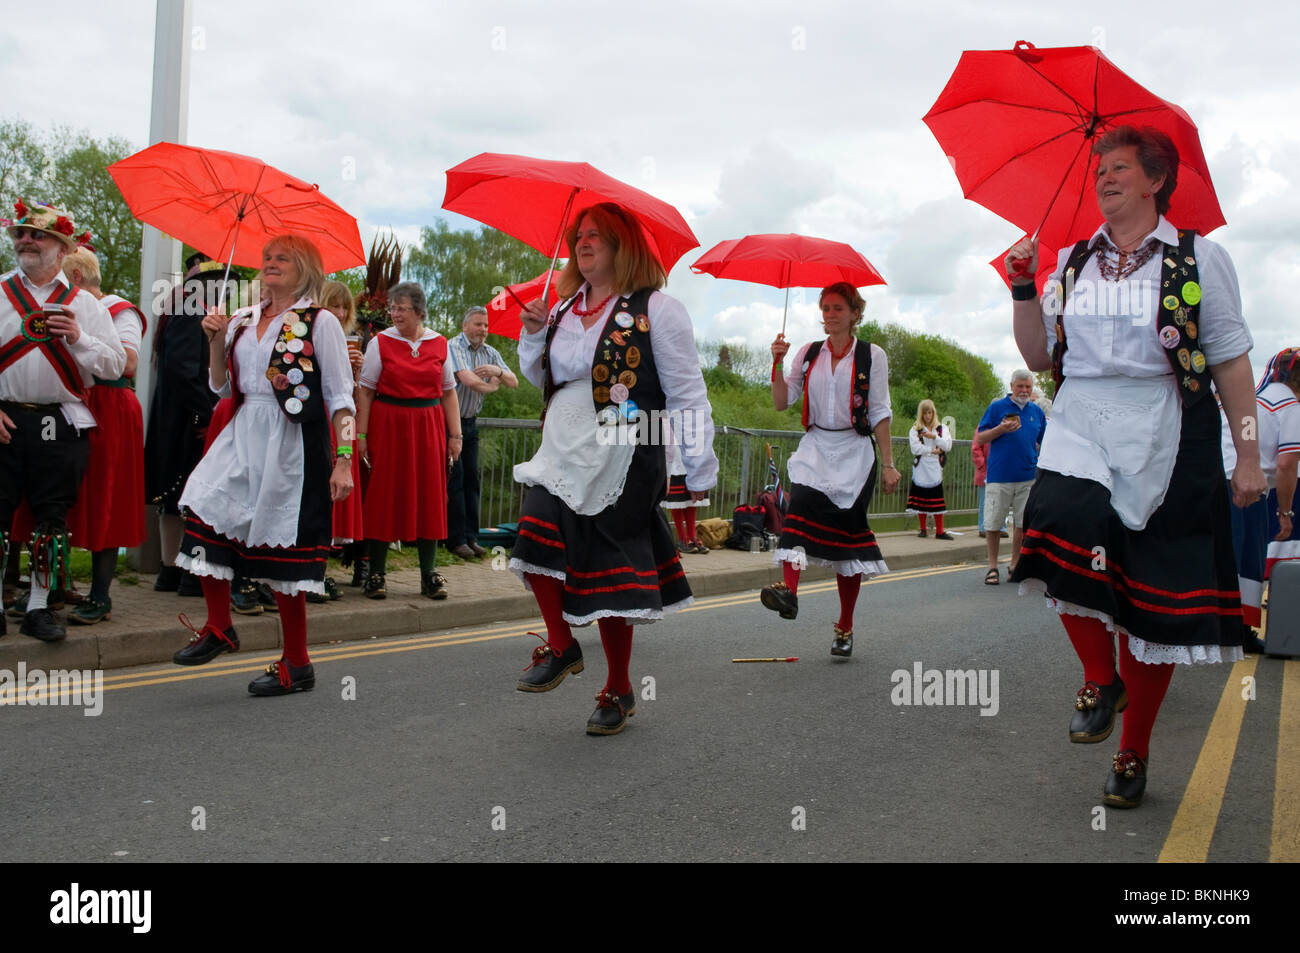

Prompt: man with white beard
xmin=0 ymin=201 xmax=125 ymax=641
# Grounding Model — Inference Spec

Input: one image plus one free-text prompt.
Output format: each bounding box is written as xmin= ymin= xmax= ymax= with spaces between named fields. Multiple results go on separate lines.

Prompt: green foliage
xmin=404 ymin=221 xmax=551 ymax=334
xmin=0 ymin=119 xmax=142 ymax=301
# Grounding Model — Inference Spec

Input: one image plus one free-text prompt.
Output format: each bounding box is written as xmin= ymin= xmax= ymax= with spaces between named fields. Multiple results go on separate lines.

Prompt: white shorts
xmin=983 ymin=480 xmax=1034 ymax=532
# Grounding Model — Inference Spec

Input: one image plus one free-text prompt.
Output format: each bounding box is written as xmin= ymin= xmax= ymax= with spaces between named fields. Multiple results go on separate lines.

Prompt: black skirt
xmin=905 ymin=480 xmax=946 ymax=514
xmin=1011 ymin=395 xmax=1244 ymax=650
xmin=511 ymin=439 xmax=691 ymax=626
xmin=777 ymin=465 xmax=884 ymax=567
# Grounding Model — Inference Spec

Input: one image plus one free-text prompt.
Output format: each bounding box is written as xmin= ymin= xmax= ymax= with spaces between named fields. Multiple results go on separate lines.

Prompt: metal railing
xmin=478 ymin=419 xmax=978 ymax=527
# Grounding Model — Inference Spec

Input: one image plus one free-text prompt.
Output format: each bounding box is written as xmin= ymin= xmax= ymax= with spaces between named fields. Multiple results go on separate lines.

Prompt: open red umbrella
xmin=691 ymin=233 xmax=886 ymax=333
xmin=108 ymin=142 xmax=366 ymax=276
xmin=442 ymin=153 xmax=699 ymax=300
xmin=923 ymin=41 xmax=1225 ymax=289
xmin=483 ymin=270 xmax=557 ymax=340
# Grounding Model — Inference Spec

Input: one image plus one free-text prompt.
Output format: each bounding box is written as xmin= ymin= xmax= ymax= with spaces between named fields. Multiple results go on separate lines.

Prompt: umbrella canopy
xmin=690 ymin=233 xmax=886 ymax=289
xmin=108 ymin=142 xmax=366 ymax=275
xmin=483 ymin=269 xmax=558 ymax=340
xmin=442 ymin=152 xmax=699 ymax=272
xmin=924 ymin=41 xmax=1225 ymax=288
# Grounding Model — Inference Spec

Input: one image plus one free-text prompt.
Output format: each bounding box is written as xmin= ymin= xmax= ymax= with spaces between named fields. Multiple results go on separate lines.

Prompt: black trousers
xmin=445 ymin=415 xmax=480 ymax=546
xmin=0 ymin=401 xmax=90 ymax=530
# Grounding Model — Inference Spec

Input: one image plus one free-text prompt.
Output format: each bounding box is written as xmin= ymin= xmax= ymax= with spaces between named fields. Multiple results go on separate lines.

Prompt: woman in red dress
xmin=355 ymin=282 xmax=461 ymax=599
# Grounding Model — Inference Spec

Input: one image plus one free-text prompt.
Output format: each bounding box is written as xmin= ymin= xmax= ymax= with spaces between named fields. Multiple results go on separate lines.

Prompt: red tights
xmin=917 ymin=514 xmax=945 ymax=534
xmin=779 ymin=564 xmax=862 ymax=632
xmin=199 ymin=576 xmax=309 ymax=666
xmin=526 ymin=573 xmax=633 ymax=694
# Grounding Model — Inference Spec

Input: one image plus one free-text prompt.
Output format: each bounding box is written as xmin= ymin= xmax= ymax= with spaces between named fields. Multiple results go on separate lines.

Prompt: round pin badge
xmin=1159 ymin=326 xmax=1180 ymax=349
xmin=636 ymin=315 xmax=650 ymax=333
xmin=615 ymin=312 xmax=634 ymax=329
xmin=609 ymin=383 xmax=629 ymax=404
xmin=300 ymin=341 xmax=314 ymax=357
xmin=284 ymin=397 xmax=303 ymax=415
xmin=598 ymin=406 xmax=619 ymax=426
xmin=275 ymin=341 xmax=288 ymax=353
xmin=292 ymin=322 xmax=308 ymax=338
xmin=1177 ymin=348 xmax=1191 ymax=371
xmin=287 ymin=368 xmax=304 ymax=385
xmin=287 ymin=338 xmax=304 ymax=353
xmin=272 ymin=374 xmax=290 ymax=391
xmin=622 ymin=399 xmax=639 ymax=420
xmin=593 ymin=364 xmax=610 ymax=383
xmin=265 ymin=367 xmax=279 ymax=382
xmin=852 ymin=393 xmax=865 ymax=407
xmin=625 ymin=346 xmax=641 ymax=369
xmin=1185 ymin=320 xmax=1197 ymax=340
xmin=282 ymin=352 xmax=295 ymax=364
xmin=593 ymin=385 xmax=611 ymax=405
xmin=1182 ymin=282 xmax=1202 ymax=306
xmin=1191 ymin=350 xmax=1206 ymax=373
xmin=618 ymin=370 xmax=637 ymax=388
xmin=1162 ymin=295 xmax=1179 ymax=311
xmin=294 ymin=384 xmax=310 ymax=400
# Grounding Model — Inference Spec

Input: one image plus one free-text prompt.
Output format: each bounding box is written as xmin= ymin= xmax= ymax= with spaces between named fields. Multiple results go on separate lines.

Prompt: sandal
xmin=984 ymin=568 xmax=1000 ymax=586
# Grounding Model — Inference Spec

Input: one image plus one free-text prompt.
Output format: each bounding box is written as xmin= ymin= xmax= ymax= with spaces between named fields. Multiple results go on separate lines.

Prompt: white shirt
xmin=1257 ymin=382 xmax=1300 ymax=484
xmin=783 ymin=340 xmax=891 ymax=508
xmin=908 ymin=422 xmax=953 ymax=489
xmin=0 ymin=267 xmax=126 ymax=428
xmin=100 ymin=294 xmax=144 ymax=354
xmin=218 ymin=298 xmax=356 ymax=417
xmin=519 ymin=286 xmax=718 ymax=491
xmin=1040 ymin=216 xmax=1252 ymax=376
xmin=358 ymin=326 xmax=455 ymax=392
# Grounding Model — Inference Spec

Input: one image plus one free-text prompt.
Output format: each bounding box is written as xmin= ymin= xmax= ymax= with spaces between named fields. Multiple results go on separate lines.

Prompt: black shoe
xmin=251 ymin=582 xmax=279 ymax=612
xmin=307 ymin=576 xmax=342 ymax=604
xmin=450 ymin=544 xmax=476 ymax=560
xmin=468 ymin=541 xmax=488 ymax=558
xmin=831 ymin=623 xmax=853 ymax=658
xmin=364 ymin=572 xmax=387 ymax=600
xmin=1103 ymin=750 xmax=1147 ymax=808
xmin=1069 ymin=676 xmax=1127 ymax=743
xmin=1243 ymin=630 xmax=1268 ymax=654
xmin=154 ymin=565 xmax=181 ymax=592
xmin=173 ymin=616 xmax=239 ymax=665
xmin=917 ymin=528 xmax=928 ymax=538
xmin=760 ymin=582 xmax=798 ymax=620
xmin=230 ymin=581 xmax=263 ymax=616
xmin=586 ymin=689 xmax=637 ymax=735
xmin=421 ymin=571 xmax=448 ymax=600
xmin=350 ymin=557 xmax=370 ymax=589
xmin=69 ymin=596 xmax=113 ymax=625
xmin=248 ymin=659 xmax=315 ymax=696
xmin=935 ymin=532 xmax=954 ymax=540
xmin=517 ymin=634 xmax=584 ymax=692
xmin=20 ymin=608 xmax=66 ymax=642
xmin=176 ymin=571 xmax=203 ymax=597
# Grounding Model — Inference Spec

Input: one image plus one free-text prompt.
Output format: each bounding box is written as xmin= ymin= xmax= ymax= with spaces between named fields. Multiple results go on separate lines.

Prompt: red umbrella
xmin=923 ymin=41 xmax=1225 ymax=289
xmin=484 ymin=270 xmax=558 ymax=340
xmin=691 ymin=233 xmax=886 ymax=333
xmin=442 ymin=153 xmax=699 ymax=291
xmin=108 ymin=142 xmax=366 ymax=276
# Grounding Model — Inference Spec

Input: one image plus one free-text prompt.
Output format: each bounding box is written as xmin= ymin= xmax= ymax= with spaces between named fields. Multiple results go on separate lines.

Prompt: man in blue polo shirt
xmin=975 ymin=369 xmax=1047 ymax=585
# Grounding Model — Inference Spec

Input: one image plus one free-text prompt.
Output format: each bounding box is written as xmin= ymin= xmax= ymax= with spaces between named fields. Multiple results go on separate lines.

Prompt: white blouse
xmin=518 ymin=286 xmax=718 ymax=491
xmin=358 ymin=326 xmax=455 ymax=392
xmin=908 ymin=422 xmax=952 ymax=489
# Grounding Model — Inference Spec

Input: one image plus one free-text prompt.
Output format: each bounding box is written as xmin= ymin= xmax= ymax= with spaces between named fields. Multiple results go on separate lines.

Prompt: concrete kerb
xmin=0 ymin=531 xmax=1002 ymax=673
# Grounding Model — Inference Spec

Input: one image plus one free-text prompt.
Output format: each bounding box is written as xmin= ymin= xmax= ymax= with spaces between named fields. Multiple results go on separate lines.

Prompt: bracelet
xmin=449 ymin=434 xmax=463 ymax=440
xmin=1011 ymin=282 xmax=1038 ymax=301
xmin=356 ymin=432 xmax=367 ymax=440
xmin=336 ymin=447 xmax=352 ymax=458
xmin=1283 ymin=510 xmax=1295 ymax=519
xmin=883 ymin=464 xmax=898 ymax=470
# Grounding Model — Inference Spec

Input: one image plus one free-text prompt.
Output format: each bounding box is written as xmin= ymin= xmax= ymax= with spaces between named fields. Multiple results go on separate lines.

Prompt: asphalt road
xmin=3 ymin=560 xmax=1294 ymax=863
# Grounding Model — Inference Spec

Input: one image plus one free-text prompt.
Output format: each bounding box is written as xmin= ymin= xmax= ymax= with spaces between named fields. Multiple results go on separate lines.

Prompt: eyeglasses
xmin=10 ymin=227 xmax=56 ymax=242
xmin=387 ymin=304 xmax=416 ymax=315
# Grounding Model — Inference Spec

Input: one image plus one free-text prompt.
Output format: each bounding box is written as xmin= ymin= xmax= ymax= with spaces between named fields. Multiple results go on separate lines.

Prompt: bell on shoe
xmin=830 ymin=623 xmax=853 ymax=658
xmin=230 ymin=580 xmax=263 ymax=616
xmin=1069 ymin=676 xmax=1127 ymax=743
xmin=69 ymin=596 xmax=112 ymax=626
xmin=173 ymin=614 xmax=239 ymax=665
xmin=364 ymin=572 xmax=387 ymax=600
xmin=760 ymin=582 xmax=798 ymax=620
xmin=21 ymin=607 xmax=66 ymax=642
xmin=517 ymin=633 xmax=584 ymax=692
xmin=586 ymin=689 xmax=636 ymax=735
xmin=420 ymin=571 xmax=448 ymax=601
xmin=248 ymin=658 xmax=315 ymax=696
xmin=1103 ymin=749 xmax=1147 ymax=808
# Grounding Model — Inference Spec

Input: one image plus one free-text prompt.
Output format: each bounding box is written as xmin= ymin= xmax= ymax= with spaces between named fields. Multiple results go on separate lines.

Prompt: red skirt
xmin=363 ymin=400 xmax=447 ymax=541
xmin=62 ymin=386 xmax=146 ymax=550
xmin=332 ymin=429 xmax=363 ymax=542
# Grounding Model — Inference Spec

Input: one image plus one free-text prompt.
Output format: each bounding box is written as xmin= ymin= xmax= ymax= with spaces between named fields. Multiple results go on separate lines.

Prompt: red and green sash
xmin=0 ymin=275 xmax=87 ymax=399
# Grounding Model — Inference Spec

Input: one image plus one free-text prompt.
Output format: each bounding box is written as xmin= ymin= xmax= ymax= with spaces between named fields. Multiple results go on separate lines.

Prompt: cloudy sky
xmin=5 ymin=0 xmax=1297 ymax=385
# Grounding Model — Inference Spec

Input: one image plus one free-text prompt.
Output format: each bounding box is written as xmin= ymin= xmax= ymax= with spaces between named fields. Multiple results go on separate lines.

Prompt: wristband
xmin=356 ymin=432 xmax=367 ymax=440
xmin=1283 ymin=510 xmax=1295 ymax=519
xmin=1011 ymin=282 xmax=1038 ymax=301
xmin=449 ymin=434 xmax=463 ymax=440
xmin=336 ymin=446 xmax=352 ymax=458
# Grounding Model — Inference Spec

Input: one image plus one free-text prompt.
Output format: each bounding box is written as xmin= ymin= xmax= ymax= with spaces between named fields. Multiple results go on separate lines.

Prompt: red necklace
xmin=828 ymin=337 xmax=854 ymax=360
xmin=572 ymin=291 xmax=614 ymax=318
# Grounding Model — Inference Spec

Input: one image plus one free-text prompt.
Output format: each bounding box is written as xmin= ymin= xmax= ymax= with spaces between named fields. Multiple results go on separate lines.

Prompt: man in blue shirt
xmin=446 ymin=306 xmax=517 ymax=559
xmin=975 ymin=369 xmax=1047 ymax=584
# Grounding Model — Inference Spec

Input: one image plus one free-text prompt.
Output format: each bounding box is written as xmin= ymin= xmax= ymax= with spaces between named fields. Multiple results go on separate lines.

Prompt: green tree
xmin=404 ymin=221 xmax=551 ymax=333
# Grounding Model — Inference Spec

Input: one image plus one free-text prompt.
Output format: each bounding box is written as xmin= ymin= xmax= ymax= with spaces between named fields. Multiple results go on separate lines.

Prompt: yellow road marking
xmin=1159 ymin=656 xmax=1259 ymax=863
xmin=1272 ymin=660 xmax=1300 ymax=862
